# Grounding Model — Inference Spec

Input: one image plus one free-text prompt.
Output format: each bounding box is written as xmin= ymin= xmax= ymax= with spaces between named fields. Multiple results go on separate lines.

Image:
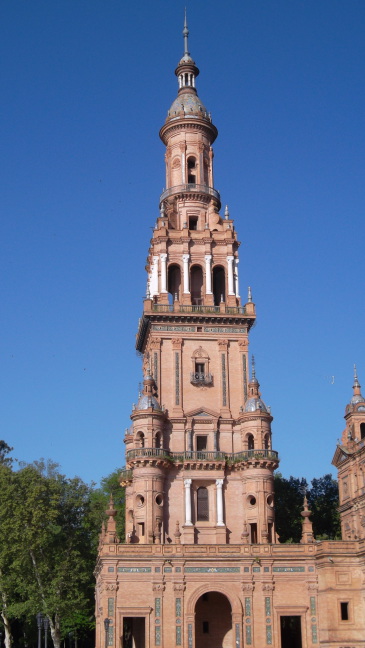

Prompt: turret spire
xmin=183 ymin=8 xmax=189 ymax=58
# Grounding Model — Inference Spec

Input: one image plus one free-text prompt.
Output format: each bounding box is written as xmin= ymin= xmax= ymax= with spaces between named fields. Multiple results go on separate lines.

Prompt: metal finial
xmin=247 ymin=286 xmax=252 ymax=303
xmin=251 ymin=355 xmax=256 ymax=380
xmin=183 ymin=8 xmax=189 ymax=57
xmin=354 ymin=364 xmax=360 ymax=386
xmin=224 ymin=205 xmax=229 ymax=220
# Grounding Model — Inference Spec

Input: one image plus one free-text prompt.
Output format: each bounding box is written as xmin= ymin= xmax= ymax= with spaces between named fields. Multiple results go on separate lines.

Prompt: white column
xmin=160 ymin=254 xmax=168 ymax=293
xmin=183 ymin=254 xmax=190 ymax=293
xmin=205 ymin=255 xmax=212 ymax=294
xmin=216 ymin=479 xmax=224 ymax=526
xmin=227 ymin=256 xmax=235 ymax=295
xmin=149 ymin=256 xmax=159 ymax=297
xmin=184 ymin=479 xmax=193 ymax=525
xmin=234 ymin=258 xmax=240 ymax=298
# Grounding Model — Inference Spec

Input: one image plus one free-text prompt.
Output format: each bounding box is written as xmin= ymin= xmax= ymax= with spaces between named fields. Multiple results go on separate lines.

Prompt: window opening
xmin=361 ymin=423 xmax=365 ymax=439
xmin=138 ymin=523 xmax=145 ymax=540
xmin=247 ymin=434 xmax=254 ymax=450
xmin=196 ymin=436 xmax=207 ymax=451
xmin=168 ymin=264 xmax=181 ymax=304
xmin=250 ymin=523 xmax=257 ymax=544
xmin=213 ymin=266 xmax=225 ymax=305
xmin=155 ymin=433 xmax=161 ymax=449
xmin=187 ymin=157 xmax=196 ymax=184
xmin=197 ymin=487 xmax=209 ymax=521
xmin=189 ymin=216 xmax=198 ymax=230
xmin=190 ymin=265 xmax=203 ymax=304
xmin=340 ymin=602 xmax=349 ymax=621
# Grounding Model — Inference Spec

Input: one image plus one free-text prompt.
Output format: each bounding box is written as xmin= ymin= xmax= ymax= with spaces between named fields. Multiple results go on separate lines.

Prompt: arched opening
xmin=247 ymin=434 xmax=254 ymax=450
xmin=136 ymin=432 xmax=145 ymax=448
xmin=197 ymin=487 xmax=209 ymax=521
xmin=213 ymin=265 xmax=225 ymax=306
xmin=195 ymin=591 xmax=232 ymax=648
xmin=360 ymin=423 xmax=365 ymax=439
xmin=191 ymin=265 xmax=203 ymax=305
xmin=155 ymin=432 xmax=161 ymax=449
xmin=168 ymin=264 xmax=181 ymax=304
xmin=264 ymin=433 xmax=270 ymax=449
xmin=187 ymin=156 xmax=197 ymax=184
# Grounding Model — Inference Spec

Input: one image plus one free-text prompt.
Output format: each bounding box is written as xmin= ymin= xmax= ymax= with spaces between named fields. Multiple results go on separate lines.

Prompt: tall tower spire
xmin=183 ymin=8 xmax=189 ymax=58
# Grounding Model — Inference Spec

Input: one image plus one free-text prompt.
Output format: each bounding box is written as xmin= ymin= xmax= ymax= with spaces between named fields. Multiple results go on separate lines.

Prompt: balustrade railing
xmin=160 ymin=184 xmax=220 ymax=203
xmin=190 ymin=372 xmax=213 ymax=385
xmin=126 ymin=447 xmax=279 ymax=463
xmin=150 ymin=304 xmax=246 ymax=315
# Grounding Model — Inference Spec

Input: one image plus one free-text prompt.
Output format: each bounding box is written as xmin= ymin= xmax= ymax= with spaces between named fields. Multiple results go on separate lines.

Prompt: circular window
xmin=156 ymin=494 xmax=163 ymax=506
xmin=267 ymin=495 xmax=274 ymax=507
xmin=136 ymin=495 xmax=145 ymax=507
xmin=247 ymin=495 xmax=256 ymax=506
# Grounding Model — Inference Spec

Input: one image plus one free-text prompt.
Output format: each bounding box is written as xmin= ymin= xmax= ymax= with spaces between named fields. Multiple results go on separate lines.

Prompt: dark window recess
xmin=197 ymin=487 xmax=209 ymax=521
xmin=202 ymin=622 xmax=209 ymax=634
xmin=361 ymin=423 xmax=365 ymax=439
xmin=250 ymin=523 xmax=257 ymax=544
xmin=189 ymin=217 xmax=198 ymax=230
xmin=195 ymin=362 xmax=205 ymax=374
xmin=202 ymin=593 xmax=209 ymax=602
xmin=197 ymin=436 xmax=207 ymax=451
xmin=341 ymin=602 xmax=349 ymax=621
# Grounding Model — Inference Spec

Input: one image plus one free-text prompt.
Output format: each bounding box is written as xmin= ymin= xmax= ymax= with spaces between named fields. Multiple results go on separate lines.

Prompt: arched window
xmin=137 ymin=432 xmax=145 ymax=448
xmin=155 ymin=433 xmax=161 ymax=449
xmin=247 ymin=434 xmax=254 ymax=450
xmin=264 ymin=433 xmax=270 ymax=450
xmin=361 ymin=423 xmax=365 ymax=439
xmin=197 ymin=487 xmax=209 ymax=522
xmin=187 ymin=156 xmax=197 ymax=184
xmin=213 ymin=266 xmax=225 ymax=306
xmin=168 ymin=264 xmax=181 ymax=304
xmin=191 ymin=265 xmax=203 ymax=305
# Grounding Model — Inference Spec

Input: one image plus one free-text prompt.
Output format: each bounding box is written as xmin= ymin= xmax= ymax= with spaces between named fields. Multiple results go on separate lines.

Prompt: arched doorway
xmin=195 ymin=591 xmax=232 ymax=647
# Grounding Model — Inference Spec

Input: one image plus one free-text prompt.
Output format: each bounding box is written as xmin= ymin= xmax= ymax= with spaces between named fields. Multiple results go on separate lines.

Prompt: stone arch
xmin=186 ymin=583 xmax=242 ymax=616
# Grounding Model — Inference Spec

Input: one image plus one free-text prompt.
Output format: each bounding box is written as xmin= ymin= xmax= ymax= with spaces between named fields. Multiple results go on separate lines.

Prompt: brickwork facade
xmin=95 ymin=18 xmax=365 ymax=648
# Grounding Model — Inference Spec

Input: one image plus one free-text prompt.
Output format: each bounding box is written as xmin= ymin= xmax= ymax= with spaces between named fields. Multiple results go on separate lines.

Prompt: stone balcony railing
xmin=125 ymin=447 xmax=279 ymax=464
xmin=190 ymin=371 xmax=213 ymax=386
xmin=159 ymin=183 xmax=220 ymax=204
xmin=151 ymin=304 xmax=246 ymax=315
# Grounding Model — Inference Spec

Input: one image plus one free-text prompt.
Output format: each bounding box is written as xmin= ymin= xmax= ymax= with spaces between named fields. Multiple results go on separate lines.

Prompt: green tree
xmin=0 ymin=460 xmax=96 ymax=648
xmin=274 ymin=473 xmax=308 ymax=543
xmin=308 ymin=473 xmax=340 ymax=539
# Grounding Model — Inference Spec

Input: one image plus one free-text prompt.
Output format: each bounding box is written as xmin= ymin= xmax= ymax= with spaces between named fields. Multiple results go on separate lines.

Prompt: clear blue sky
xmin=1 ymin=1 xmax=364 ymax=486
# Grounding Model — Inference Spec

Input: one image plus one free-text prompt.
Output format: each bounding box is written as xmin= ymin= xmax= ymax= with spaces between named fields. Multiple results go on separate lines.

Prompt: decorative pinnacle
xmin=183 ymin=8 xmax=189 ymax=57
xmin=247 ymin=286 xmax=252 ymax=303
xmin=224 ymin=205 xmax=229 ymax=220
xmin=354 ymin=364 xmax=361 ymax=389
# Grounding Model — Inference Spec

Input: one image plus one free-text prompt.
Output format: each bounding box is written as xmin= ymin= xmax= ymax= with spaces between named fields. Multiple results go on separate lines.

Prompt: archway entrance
xmin=195 ymin=591 xmax=232 ymax=648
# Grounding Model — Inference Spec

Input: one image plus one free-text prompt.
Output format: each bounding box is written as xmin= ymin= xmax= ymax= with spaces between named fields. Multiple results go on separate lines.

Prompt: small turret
xmin=300 ymin=496 xmax=314 ymax=544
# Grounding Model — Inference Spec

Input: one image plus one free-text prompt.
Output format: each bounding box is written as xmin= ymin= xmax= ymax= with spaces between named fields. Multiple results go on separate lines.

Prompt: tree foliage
xmin=274 ymin=472 xmax=340 ymax=542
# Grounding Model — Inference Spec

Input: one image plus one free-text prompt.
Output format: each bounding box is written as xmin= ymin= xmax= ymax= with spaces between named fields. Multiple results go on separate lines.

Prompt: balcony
xmin=151 ymin=304 xmax=246 ymax=315
xmin=159 ymin=183 xmax=221 ymax=204
xmin=190 ymin=372 xmax=213 ymax=386
xmin=125 ymin=447 xmax=279 ymax=464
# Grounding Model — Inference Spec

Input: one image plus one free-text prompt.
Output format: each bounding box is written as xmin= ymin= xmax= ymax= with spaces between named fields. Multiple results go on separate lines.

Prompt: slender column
xmin=149 ymin=256 xmax=159 ymax=297
xmin=160 ymin=254 xmax=168 ymax=293
xmin=227 ymin=256 xmax=235 ymax=295
xmin=184 ymin=479 xmax=193 ymax=525
xmin=187 ymin=429 xmax=193 ymax=452
xmin=234 ymin=258 xmax=240 ymax=297
xmin=205 ymin=255 xmax=212 ymax=294
xmin=216 ymin=479 xmax=224 ymax=526
xmin=213 ymin=429 xmax=218 ymax=451
xmin=182 ymin=254 xmax=190 ymax=293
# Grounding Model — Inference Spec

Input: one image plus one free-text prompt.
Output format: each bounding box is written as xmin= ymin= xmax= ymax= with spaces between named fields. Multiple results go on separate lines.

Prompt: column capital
xmin=216 ymin=479 xmax=224 ymax=487
xmin=160 ymin=253 xmax=167 ymax=261
xmin=205 ymin=254 xmax=212 ymax=263
xmin=182 ymin=254 xmax=190 ymax=262
xmin=226 ymin=255 xmax=234 ymax=263
xmin=184 ymin=479 xmax=192 ymax=487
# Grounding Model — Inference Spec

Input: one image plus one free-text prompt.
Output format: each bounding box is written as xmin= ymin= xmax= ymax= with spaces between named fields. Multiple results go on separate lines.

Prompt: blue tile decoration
xmin=310 ymin=596 xmax=316 ymax=615
xmin=273 ymin=567 xmax=305 ymax=572
xmin=266 ymin=625 xmax=272 ymax=645
xmin=185 ymin=567 xmax=239 ymax=573
xmin=245 ymin=597 xmax=251 ymax=616
xmin=188 ymin=624 xmax=193 ymax=648
xmin=175 ymin=567 xmax=181 ymax=572
xmin=107 ymin=566 xmax=114 ymax=572
xmin=175 ymin=598 xmax=181 ymax=617
xmin=118 ymin=567 xmax=151 ymax=573
xmin=164 ymin=567 xmax=172 ymax=572
xmin=311 ymin=624 xmax=318 ymax=643
xmin=155 ymin=626 xmax=161 ymax=646
xmin=235 ymin=623 xmax=240 ymax=648
xmin=245 ymin=625 xmax=252 ymax=645
xmin=108 ymin=598 xmax=114 ymax=616
xmin=253 ymin=567 xmax=260 ymax=572
xmin=176 ymin=626 xmax=182 ymax=646
xmin=155 ymin=598 xmax=161 ymax=617
xmin=265 ymin=597 xmax=271 ymax=616
xmin=107 ymin=627 xmax=114 ymax=647
xmin=264 ymin=567 xmax=270 ymax=572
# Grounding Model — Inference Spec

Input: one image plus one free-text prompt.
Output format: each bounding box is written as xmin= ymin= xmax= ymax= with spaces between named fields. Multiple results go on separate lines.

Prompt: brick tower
xmin=95 ymin=17 xmax=365 ymax=648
